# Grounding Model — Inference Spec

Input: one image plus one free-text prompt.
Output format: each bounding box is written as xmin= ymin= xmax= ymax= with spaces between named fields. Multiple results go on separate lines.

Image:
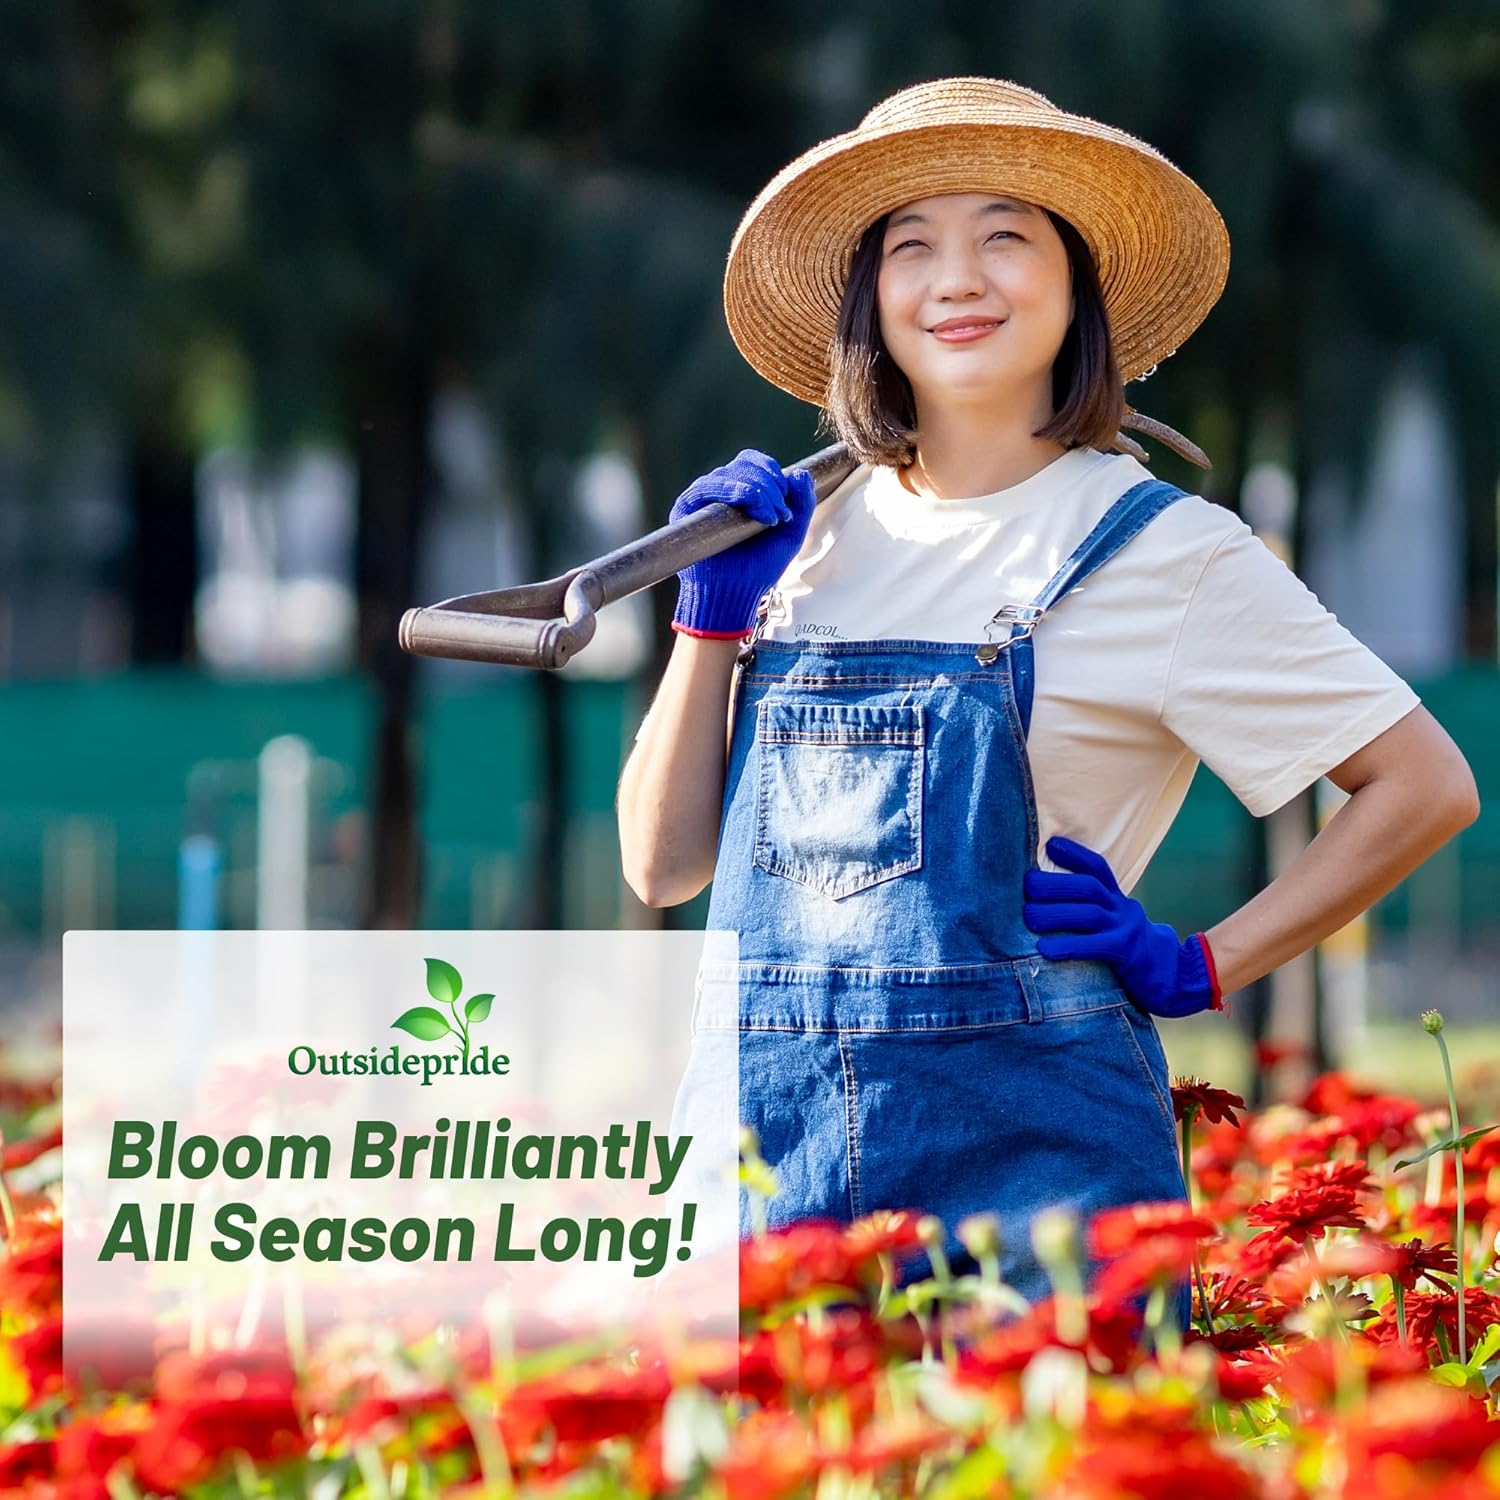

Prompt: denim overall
xmin=684 ymin=476 xmax=1195 ymax=1322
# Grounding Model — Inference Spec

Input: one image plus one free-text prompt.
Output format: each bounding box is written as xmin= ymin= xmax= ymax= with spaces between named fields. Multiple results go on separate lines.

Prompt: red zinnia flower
xmin=1088 ymin=1201 xmax=1216 ymax=1260
xmin=1245 ymin=1183 xmax=1367 ymax=1248
xmin=713 ymin=1407 xmax=818 ymax=1500
xmin=502 ymin=1360 xmax=671 ymax=1446
xmin=130 ymin=1395 xmax=308 ymax=1492
xmin=1386 ymin=1236 xmax=1459 ymax=1291
xmin=1214 ymin=1349 xmax=1280 ymax=1401
xmin=1283 ymin=1159 xmax=1374 ymax=1196
xmin=1201 ymin=1272 xmax=1283 ymax=1324
xmin=1461 ymin=1128 xmax=1500 ymax=1174
xmin=959 ymin=1295 xmax=1143 ymax=1381
xmin=1170 ymin=1077 xmax=1246 ymax=1127
xmin=739 ymin=1220 xmax=865 ymax=1309
xmin=1190 ymin=1118 xmax=1252 ymax=1199
xmin=1273 ymin=1336 xmax=1425 ymax=1412
xmin=1366 ymin=1286 xmax=1500 ymax=1355
xmin=55 ymin=1404 xmax=153 ymax=1490
xmin=0 ymin=1219 xmax=63 ymax=1317
xmin=1342 ymin=1379 xmax=1500 ymax=1490
xmin=0 ymin=1439 xmax=57 ymax=1490
xmin=9 ymin=1316 xmax=63 ymax=1401
xmin=1053 ymin=1410 xmax=1262 ymax=1500
xmin=1300 ymin=1071 xmax=1378 ymax=1115
xmin=841 ymin=1208 xmax=925 ymax=1264
xmin=1093 ymin=1237 xmax=1198 ymax=1303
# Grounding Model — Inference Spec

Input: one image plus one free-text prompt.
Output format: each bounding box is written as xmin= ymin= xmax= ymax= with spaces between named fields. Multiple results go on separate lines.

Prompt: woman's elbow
xmin=620 ymin=847 xmax=714 ymax=909
xmin=1447 ymin=762 xmax=1481 ymax=831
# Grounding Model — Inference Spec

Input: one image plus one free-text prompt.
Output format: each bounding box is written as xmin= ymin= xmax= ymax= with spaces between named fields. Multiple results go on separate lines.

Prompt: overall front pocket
xmin=753 ymin=700 xmax=924 ymax=900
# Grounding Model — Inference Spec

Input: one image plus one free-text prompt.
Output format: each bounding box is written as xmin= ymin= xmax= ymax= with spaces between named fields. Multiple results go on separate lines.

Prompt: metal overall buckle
xmin=975 ymin=602 xmax=1045 ymax=665
xmin=737 ymin=588 xmax=784 ymax=669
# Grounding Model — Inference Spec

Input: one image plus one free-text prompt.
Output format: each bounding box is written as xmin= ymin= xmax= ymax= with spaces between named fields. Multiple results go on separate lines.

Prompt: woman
xmin=616 ymin=78 xmax=1478 ymax=1310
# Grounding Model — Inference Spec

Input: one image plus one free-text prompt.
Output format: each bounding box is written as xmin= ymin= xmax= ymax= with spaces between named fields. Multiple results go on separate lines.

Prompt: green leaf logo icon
xmin=425 ymin=958 xmax=463 ymax=1005
xmin=394 ymin=958 xmax=499 ymax=1068
xmin=391 ymin=1007 xmax=454 ymax=1041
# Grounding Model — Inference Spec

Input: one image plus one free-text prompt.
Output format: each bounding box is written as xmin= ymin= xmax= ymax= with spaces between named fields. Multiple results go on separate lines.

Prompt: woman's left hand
xmin=1022 ymin=836 xmax=1224 ymax=1017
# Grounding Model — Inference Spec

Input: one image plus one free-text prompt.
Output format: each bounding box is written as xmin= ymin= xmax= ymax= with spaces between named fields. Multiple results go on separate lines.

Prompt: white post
xmin=256 ymin=735 xmax=311 ymax=929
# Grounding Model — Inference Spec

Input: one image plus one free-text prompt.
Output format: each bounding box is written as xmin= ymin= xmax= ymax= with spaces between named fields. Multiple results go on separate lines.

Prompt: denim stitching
xmin=690 ymin=1000 xmax=1124 ymax=1035
xmin=746 ymin=673 xmax=997 ymax=688
xmin=751 ymin=703 xmax=925 ymax=900
xmin=759 ymin=731 xmax=924 ymax=745
xmin=1112 ymin=1008 xmax=1176 ymax=1132
xmin=837 ymin=1030 xmax=863 ymax=1218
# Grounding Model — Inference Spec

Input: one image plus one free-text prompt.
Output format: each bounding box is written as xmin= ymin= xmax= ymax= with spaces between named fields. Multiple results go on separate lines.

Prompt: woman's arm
xmin=1202 ymin=705 xmax=1481 ymax=997
xmin=617 ymin=635 xmax=742 ymax=908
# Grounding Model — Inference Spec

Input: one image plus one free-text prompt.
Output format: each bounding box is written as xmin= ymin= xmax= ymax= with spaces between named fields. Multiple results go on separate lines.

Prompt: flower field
xmin=2 ymin=1014 xmax=1498 ymax=1498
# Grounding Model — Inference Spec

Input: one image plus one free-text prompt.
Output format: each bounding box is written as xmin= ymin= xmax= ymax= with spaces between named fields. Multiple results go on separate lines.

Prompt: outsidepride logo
xmin=288 ymin=958 xmax=511 ymax=1086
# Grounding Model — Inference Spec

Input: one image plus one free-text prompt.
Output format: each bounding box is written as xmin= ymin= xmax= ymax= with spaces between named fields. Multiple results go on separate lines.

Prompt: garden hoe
xmin=398 ymin=441 xmax=858 ymax=670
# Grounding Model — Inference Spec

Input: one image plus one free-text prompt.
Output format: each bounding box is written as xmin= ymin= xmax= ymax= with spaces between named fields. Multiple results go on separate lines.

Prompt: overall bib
xmin=685 ymin=477 xmax=1195 ymax=1318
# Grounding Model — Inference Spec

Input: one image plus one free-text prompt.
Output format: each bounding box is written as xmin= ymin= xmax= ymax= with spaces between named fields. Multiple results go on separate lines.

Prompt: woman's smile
xmin=930 ymin=318 xmax=1007 ymax=343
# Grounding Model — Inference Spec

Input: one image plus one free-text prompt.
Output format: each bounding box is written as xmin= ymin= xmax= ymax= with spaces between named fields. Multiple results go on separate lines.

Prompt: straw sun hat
xmin=722 ymin=77 xmax=1230 ymax=467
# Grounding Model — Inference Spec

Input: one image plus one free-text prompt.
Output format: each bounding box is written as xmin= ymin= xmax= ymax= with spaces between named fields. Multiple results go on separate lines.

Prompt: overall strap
xmin=1029 ymin=478 xmax=1190 ymax=615
xmin=1004 ymin=478 xmax=1191 ymax=740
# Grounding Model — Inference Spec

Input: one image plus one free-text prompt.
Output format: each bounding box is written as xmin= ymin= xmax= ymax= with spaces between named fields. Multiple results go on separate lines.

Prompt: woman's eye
xmin=887 ymin=231 xmax=1020 ymax=254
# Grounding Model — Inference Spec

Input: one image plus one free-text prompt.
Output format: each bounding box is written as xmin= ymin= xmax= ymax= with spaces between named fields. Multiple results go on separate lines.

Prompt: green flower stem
xmin=446 ymin=996 xmax=471 ymax=1058
xmin=1306 ymin=1235 xmax=1349 ymax=1347
xmin=0 ymin=1162 xmax=15 ymax=1236
xmin=1426 ymin=1012 xmax=1468 ymax=1363
xmin=1393 ymin=1279 xmax=1408 ymax=1346
xmin=353 ymin=1444 xmax=391 ymax=1500
xmin=1180 ymin=1108 xmax=1215 ymax=1336
xmin=1144 ymin=1280 xmax=1182 ymax=1365
xmin=918 ymin=1222 xmax=956 ymax=1365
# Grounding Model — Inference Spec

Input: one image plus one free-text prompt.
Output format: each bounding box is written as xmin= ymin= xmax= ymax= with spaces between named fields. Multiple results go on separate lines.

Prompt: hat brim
xmin=723 ymin=116 xmax=1230 ymax=404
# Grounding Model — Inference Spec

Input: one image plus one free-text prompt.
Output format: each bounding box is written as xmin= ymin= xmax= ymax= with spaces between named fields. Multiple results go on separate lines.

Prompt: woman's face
xmin=875 ymin=192 xmax=1075 ymax=415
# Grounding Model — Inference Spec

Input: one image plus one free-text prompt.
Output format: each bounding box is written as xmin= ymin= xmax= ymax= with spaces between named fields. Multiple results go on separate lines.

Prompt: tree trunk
xmin=352 ymin=340 xmax=433 ymax=929
xmin=127 ymin=418 xmax=198 ymax=663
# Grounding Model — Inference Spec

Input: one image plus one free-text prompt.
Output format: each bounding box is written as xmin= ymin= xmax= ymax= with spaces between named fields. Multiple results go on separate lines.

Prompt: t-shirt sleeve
xmin=1160 ymin=519 xmax=1422 ymax=818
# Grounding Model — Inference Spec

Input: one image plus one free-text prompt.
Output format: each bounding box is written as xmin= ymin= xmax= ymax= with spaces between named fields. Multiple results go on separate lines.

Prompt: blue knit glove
xmin=1022 ymin=835 xmax=1224 ymax=1017
xmin=669 ymin=449 xmax=816 ymax=639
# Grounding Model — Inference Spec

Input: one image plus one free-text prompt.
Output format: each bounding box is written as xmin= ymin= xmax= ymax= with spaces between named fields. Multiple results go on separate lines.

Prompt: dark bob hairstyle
xmin=816 ymin=205 xmax=1126 ymax=470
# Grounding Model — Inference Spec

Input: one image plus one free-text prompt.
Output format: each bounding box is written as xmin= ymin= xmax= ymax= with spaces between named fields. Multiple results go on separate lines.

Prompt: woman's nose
xmin=928 ymin=244 xmax=989 ymax=299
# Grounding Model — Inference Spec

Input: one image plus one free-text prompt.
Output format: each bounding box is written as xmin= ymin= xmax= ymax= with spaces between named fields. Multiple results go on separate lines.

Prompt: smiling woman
xmin=620 ymin=75 xmax=1477 ymax=1331
xmin=825 ymin=190 xmax=1123 ymax=487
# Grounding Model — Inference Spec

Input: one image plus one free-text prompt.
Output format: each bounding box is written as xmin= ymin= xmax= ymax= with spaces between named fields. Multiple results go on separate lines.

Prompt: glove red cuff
xmin=670 ymin=620 xmax=751 ymax=641
xmin=1192 ymin=932 xmax=1225 ymax=1012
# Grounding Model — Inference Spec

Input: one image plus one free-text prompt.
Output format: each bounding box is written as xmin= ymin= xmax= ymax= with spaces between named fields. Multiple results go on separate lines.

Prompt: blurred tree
xmin=2 ymin=0 xmax=1495 ymax=950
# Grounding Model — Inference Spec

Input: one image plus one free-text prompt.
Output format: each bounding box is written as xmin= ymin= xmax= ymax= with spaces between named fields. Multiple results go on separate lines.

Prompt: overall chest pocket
xmin=753 ymin=701 xmax=924 ymax=900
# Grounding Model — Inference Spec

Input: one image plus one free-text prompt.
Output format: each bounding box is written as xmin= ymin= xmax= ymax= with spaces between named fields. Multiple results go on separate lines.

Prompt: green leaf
xmin=464 ymin=993 xmax=494 ymax=1024
xmin=1465 ymin=1321 xmax=1500 ymax=1370
xmin=424 ymin=957 xmax=462 ymax=1005
xmin=1430 ymin=1362 xmax=1486 ymax=1397
xmin=1393 ymin=1123 xmax=1497 ymax=1172
xmin=392 ymin=1006 xmax=454 ymax=1041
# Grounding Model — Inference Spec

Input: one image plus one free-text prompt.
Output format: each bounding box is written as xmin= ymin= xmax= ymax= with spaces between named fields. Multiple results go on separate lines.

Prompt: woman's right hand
xmin=669 ymin=449 xmax=816 ymax=639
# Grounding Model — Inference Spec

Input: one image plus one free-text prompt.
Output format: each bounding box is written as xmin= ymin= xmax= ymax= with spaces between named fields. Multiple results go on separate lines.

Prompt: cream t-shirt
xmin=712 ymin=444 xmax=1418 ymax=892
